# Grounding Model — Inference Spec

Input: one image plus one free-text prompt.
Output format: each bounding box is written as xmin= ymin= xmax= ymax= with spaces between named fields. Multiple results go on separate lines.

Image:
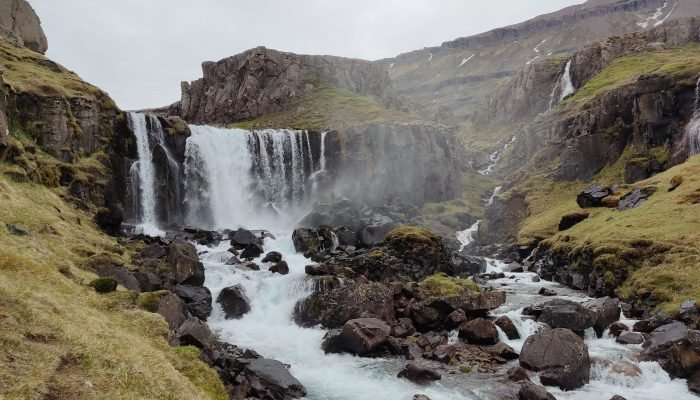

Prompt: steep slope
xmin=0 ymin=0 xmax=47 ymax=54
xmin=381 ymin=0 xmax=700 ymax=123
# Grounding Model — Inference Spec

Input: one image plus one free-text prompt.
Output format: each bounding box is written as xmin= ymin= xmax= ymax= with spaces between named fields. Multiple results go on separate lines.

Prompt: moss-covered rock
xmin=420 ymin=273 xmax=479 ymax=298
xmin=88 ymin=276 xmax=117 ymax=293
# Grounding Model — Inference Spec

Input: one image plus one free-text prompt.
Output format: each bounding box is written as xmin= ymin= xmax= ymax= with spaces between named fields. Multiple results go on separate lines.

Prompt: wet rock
xmin=262 ymin=251 xmax=283 ymax=263
xmin=459 ymin=318 xmax=499 ymax=345
xmin=166 ymin=238 xmax=205 ymax=286
xmin=616 ymin=331 xmax=644 ymax=345
xmin=538 ymin=299 xmax=593 ymax=334
xmin=156 ymin=292 xmax=188 ymax=330
xmin=487 ymin=341 xmax=519 ymax=361
xmin=617 ymin=187 xmax=656 ymax=211
xmin=610 ymin=396 xmax=627 ymax=400
xmin=583 ymin=296 xmax=620 ymax=337
xmin=391 ymin=318 xmax=416 ymax=338
xmin=324 ymin=318 xmax=391 ymax=356
xmin=216 ymin=285 xmax=251 ymax=319
xmin=610 ymin=361 xmax=641 ymax=377
xmin=239 ymin=261 xmax=260 ymax=271
xmin=178 ymin=317 xmax=215 ymax=349
xmin=538 ymin=288 xmax=557 ymax=297
xmin=687 ymin=369 xmax=700 ymax=394
xmin=495 ymin=315 xmax=520 ymax=340
xmin=292 ymin=228 xmax=321 ymax=253
xmin=304 ymin=264 xmax=332 ymax=276
xmin=480 ymin=272 xmax=506 ymax=280
xmin=397 ymin=363 xmax=441 ymax=385
xmin=230 ymin=228 xmax=260 ymax=249
xmin=294 ymin=282 xmax=394 ymax=329
xmin=413 ymin=395 xmax=431 ymax=400
xmin=633 ymin=312 xmax=673 ymax=333
xmin=173 ymin=285 xmax=212 ymax=321
xmin=532 ymin=275 xmax=541 ymax=283
xmin=269 ymin=261 xmax=289 ymax=275
xmin=576 ymin=184 xmax=612 ymax=208
xmin=609 ymin=322 xmax=629 ymax=337
xmin=134 ymin=271 xmax=162 ymax=292
xmin=558 ymin=211 xmax=589 ymax=231
xmin=359 ymin=219 xmax=397 ymax=247
xmin=520 ymin=328 xmax=590 ymax=390
xmin=519 ymin=381 xmax=556 ymax=400
xmin=640 ymin=322 xmax=700 ymax=378
xmin=225 ymin=255 xmax=242 ymax=265
xmin=507 ymin=366 xmax=530 ymax=382
xmin=244 ymin=358 xmax=307 ymax=399
xmin=444 ymin=309 xmax=467 ymax=330
xmin=444 ymin=254 xmax=487 ymax=276
xmin=240 ymin=243 xmax=264 ymax=259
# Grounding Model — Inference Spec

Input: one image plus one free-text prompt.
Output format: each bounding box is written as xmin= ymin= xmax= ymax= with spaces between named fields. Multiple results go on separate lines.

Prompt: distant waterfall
xmin=127 ymin=112 xmax=165 ymax=235
xmin=688 ymin=77 xmax=700 ymax=156
xmin=548 ymin=59 xmax=576 ymax=110
xmin=183 ymin=126 xmax=321 ymax=230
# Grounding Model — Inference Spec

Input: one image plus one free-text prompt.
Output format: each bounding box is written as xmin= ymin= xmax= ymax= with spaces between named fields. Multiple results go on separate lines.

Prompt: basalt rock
xmin=166 ymin=239 xmax=205 ymax=286
xmin=520 ymin=328 xmax=591 ymax=390
xmin=538 ymin=298 xmax=594 ymax=333
xmin=94 ymin=264 xmax=140 ymax=292
xmin=262 ymin=251 xmax=283 ymax=263
xmin=640 ymin=322 xmax=700 ymax=379
xmin=458 ymin=318 xmax=499 ymax=345
xmin=178 ymin=317 xmax=215 ymax=349
xmin=616 ymin=331 xmax=644 ymax=345
xmin=583 ymin=296 xmax=620 ymax=337
xmin=323 ymin=318 xmax=391 ymax=356
xmin=397 ymin=363 xmax=441 ymax=385
xmin=558 ymin=211 xmax=589 ymax=231
xmin=0 ymin=0 xmax=48 ymax=53
xmin=244 ymin=358 xmax=307 ymax=399
xmin=518 ymin=382 xmax=556 ymax=400
xmin=217 ymin=285 xmax=251 ymax=319
xmin=240 ymin=243 xmax=264 ymax=259
xmin=269 ymin=261 xmax=289 ymax=275
xmin=495 ymin=315 xmax=520 ymax=340
xmin=173 ymin=285 xmax=212 ymax=321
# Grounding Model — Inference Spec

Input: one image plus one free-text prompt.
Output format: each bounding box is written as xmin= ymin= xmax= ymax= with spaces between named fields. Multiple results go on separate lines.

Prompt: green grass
xmin=563 ymin=43 xmax=700 ymax=108
xmin=0 ymin=172 xmax=227 ymax=399
xmin=230 ymin=86 xmax=425 ymax=130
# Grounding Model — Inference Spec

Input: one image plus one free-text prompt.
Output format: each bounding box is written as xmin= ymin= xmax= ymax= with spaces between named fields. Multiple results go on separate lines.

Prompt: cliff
xmin=177 ymin=46 xmax=397 ymax=125
xmin=382 ymin=0 xmax=700 ymax=123
xmin=0 ymin=0 xmax=47 ymax=54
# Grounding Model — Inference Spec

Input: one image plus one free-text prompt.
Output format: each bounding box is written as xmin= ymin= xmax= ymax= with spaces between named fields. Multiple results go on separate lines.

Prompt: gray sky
xmin=32 ymin=0 xmax=582 ymax=110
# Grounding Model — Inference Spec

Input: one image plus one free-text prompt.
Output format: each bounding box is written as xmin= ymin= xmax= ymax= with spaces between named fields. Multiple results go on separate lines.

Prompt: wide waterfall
xmin=687 ymin=76 xmax=700 ymax=156
xmin=183 ymin=126 xmax=324 ymax=230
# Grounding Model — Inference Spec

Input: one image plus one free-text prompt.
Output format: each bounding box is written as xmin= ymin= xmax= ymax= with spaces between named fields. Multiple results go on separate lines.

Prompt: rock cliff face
xmin=0 ymin=0 xmax=47 ymax=54
xmin=324 ymin=123 xmax=461 ymax=206
xmin=382 ymin=0 xmax=700 ymax=123
xmin=179 ymin=46 xmax=397 ymax=124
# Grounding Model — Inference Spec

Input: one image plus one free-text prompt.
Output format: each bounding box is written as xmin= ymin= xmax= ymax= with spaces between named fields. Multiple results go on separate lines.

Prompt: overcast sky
xmin=32 ymin=0 xmax=581 ymax=110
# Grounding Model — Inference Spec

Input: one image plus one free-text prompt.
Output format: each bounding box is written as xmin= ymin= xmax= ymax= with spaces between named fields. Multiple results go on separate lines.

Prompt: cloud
xmin=31 ymin=0 xmax=581 ymax=110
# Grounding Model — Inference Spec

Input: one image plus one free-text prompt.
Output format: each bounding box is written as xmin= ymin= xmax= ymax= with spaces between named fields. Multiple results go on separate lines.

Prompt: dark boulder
xmin=216 ymin=285 xmax=251 ymax=319
xmin=156 ymin=292 xmax=189 ymax=330
xmin=443 ymin=254 xmax=487 ymax=276
xmin=94 ymin=264 xmax=140 ymax=292
xmin=225 ymin=256 xmax=242 ymax=265
xmin=583 ymin=296 xmax=620 ymax=337
xmin=519 ymin=382 xmax=556 ymax=400
xmin=323 ymin=318 xmax=391 ymax=356
xmin=576 ymin=184 xmax=612 ymax=208
xmin=507 ymin=366 xmax=530 ymax=382
xmin=640 ymin=322 xmax=700 ymax=378
xmin=261 ymin=251 xmax=283 ymax=263
xmin=139 ymin=242 xmax=167 ymax=259
xmin=495 ymin=315 xmax=520 ymax=340
xmin=173 ymin=285 xmax=212 ymax=321
xmin=444 ymin=309 xmax=467 ymax=330
xmin=538 ymin=299 xmax=593 ymax=333
xmin=292 ymin=228 xmax=321 ymax=253
xmin=633 ymin=312 xmax=673 ymax=333
xmin=230 ymin=228 xmax=260 ymax=248
xmin=178 ymin=317 xmax=215 ymax=349
xmin=558 ymin=211 xmax=589 ymax=231
xmin=244 ymin=358 xmax=307 ymax=399
xmin=520 ymin=328 xmax=590 ymax=390
xmin=616 ymin=331 xmax=644 ymax=345
xmin=538 ymin=288 xmax=557 ymax=297
xmin=617 ymin=187 xmax=655 ymax=211
xmin=397 ymin=363 xmax=441 ymax=385
xmin=240 ymin=243 xmax=264 ymax=259
xmin=458 ymin=318 xmax=499 ymax=345
xmin=688 ymin=369 xmax=700 ymax=394
xmin=134 ymin=271 xmax=163 ymax=292
xmin=269 ymin=261 xmax=289 ymax=275
xmin=413 ymin=395 xmax=431 ymax=400
xmin=89 ymin=277 xmax=117 ymax=293
xmin=359 ymin=219 xmax=397 ymax=247
xmin=680 ymin=300 xmax=699 ymax=325
xmin=609 ymin=321 xmax=629 ymax=337
xmin=166 ymin=239 xmax=205 ymax=286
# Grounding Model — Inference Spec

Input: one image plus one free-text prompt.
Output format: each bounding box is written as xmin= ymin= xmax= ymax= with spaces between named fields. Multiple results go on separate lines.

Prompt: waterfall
xmin=127 ymin=112 xmax=164 ymax=235
xmin=319 ymin=131 xmax=327 ymax=171
xmin=183 ymin=127 xmax=319 ymax=230
xmin=688 ymin=77 xmax=700 ymax=156
xmin=560 ymin=59 xmax=575 ymax=101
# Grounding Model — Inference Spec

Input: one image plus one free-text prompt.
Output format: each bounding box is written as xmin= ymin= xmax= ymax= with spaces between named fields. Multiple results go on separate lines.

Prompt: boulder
xmin=138 ymin=242 xmax=167 ymax=259
xmin=680 ymin=300 xmax=699 ymax=325
xmin=413 ymin=395 xmax=431 ymax=400
xmin=688 ymin=369 xmax=700 ymax=394
xmin=324 ymin=318 xmax=391 ymax=356
xmin=261 ymin=251 xmax=283 ymax=263
xmin=609 ymin=321 xmax=629 ymax=337
xmin=216 ymin=285 xmax=251 ymax=319
xmin=0 ymin=0 xmax=48 ymax=54
xmin=538 ymin=288 xmax=556 ymax=297
xmin=519 ymin=382 xmax=556 ymax=400
xmin=269 ymin=261 xmax=289 ymax=275
xmin=94 ymin=264 xmax=140 ymax=292
xmin=244 ymin=358 xmax=307 ymax=399
xmin=458 ymin=318 xmax=499 ymax=345
xmin=488 ymin=341 xmax=519 ymax=360
xmin=292 ymin=228 xmax=321 ymax=253
xmin=230 ymin=228 xmax=260 ymax=248
xmin=359 ymin=220 xmax=397 ymax=247
xmin=225 ymin=256 xmax=242 ymax=265
xmin=444 ymin=254 xmax=487 ymax=276
xmin=173 ymin=285 xmax=213 ymax=321
xmin=610 ymin=361 xmax=641 ymax=377
xmin=444 ymin=309 xmax=467 ymax=330
xmin=538 ymin=299 xmax=593 ymax=333
xmin=520 ymin=328 xmax=590 ymax=390
xmin=495 ymin=315 xmax=520 ymax=340
xmin=89 ymin=277 xmax=117 ymax=293
xmin=640 ymin=322 xmax=700 ymax=378
xmin=558 ymin=211 xmax=589 ymax=231
xmin=134 ymin=271 xmax=163 ymax=292
xmin=178 ymin=317 xmax=215 ymax=349
xmin=617 ymin=187 xmax=655 ymax=211
xmin=633 ymin=312 xmax=673 ymax=333
xmin=576 ymin=184 xmax=612 ymax=208
xmin=240 ymin=243 xmax=264 ymax=259
xmin=397 ymin=363 xmax=441 ymax=385
xmin=616 ymin=331 xmax=644 ymax=345
xmin=156 ymin=292 xmax=189 ymax=330
xmin=166 ymin=239 xmax=205 ymax=286
xmin=507 ymin=366 xmax=530 ymax=382
xmin=610 ymin=396 xmax=627 ymax=400
xmin=583 ymin=296 xmax=620 ymax=337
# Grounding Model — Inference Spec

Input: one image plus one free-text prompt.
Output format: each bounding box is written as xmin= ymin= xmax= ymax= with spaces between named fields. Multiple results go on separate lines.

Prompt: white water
xmin=202 ymin=234 xmax=472 ymax=400
xmin=559 ymin=60 xmax=575 ymax=101
xmin=486 ymin=186 xmax=502 ymax=206
xmin=478 ymin=135 xmax=516 ymax=175
xmin=458 ymin=54 xmax=475 ymax=67
xmin=127 ymin=112 xmax=164 ymax=236
xmin=637 ymin=1 xmax=672 ymax=28
xmin=687 ymin=77 xmax=700 ymax=156
xmin=456 ymin=221 xmax=480 ymax=251
xmin=319 ymin=131 xmax=327 ymax=172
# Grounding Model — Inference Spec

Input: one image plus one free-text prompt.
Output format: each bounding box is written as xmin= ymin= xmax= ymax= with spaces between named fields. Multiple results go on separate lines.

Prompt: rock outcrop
xmin=178 ymin=46 xmax=396 ymax=124
xmin=520 ymin=328 xmax=591 ymax=390
xmin=0 ymin=0 xmax=47 ymax=54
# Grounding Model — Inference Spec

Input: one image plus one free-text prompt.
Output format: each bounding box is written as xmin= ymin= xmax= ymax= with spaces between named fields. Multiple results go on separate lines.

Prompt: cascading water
xmin=559 ymin=60 xmax=575 ymax=101
xmin=127 ymin=112 xmax=164 ymax=235
xmin=687 ymin=76 xmax=700 ymax=157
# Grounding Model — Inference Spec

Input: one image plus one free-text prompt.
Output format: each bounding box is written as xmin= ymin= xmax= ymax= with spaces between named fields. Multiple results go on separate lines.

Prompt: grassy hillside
xmin=0 ymin=170 xmax=227 ymax=399
xmin=231 ymin=86 xmax=425 ymax=130
xmin=511 ymin=155 xmax=700 ymax=313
